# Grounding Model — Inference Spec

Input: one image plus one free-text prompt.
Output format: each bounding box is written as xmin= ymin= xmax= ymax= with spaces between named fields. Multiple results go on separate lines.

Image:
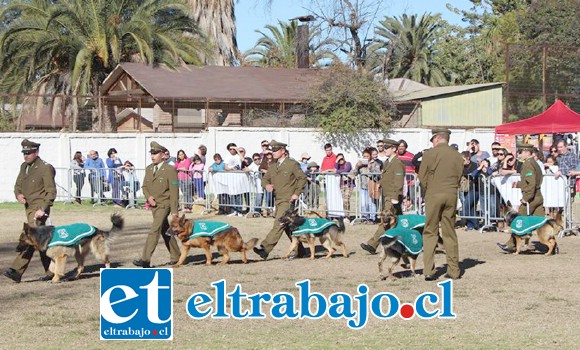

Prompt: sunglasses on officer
xmin=271 ymin=147 xmax=283 ymax=152
xmin=22 ymin=150 xmax=36 ymax=155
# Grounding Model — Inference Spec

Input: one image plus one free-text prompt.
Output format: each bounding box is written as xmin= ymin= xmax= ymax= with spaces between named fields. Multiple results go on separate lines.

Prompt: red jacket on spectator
xmin=321 ymin=153 xmax=337 ymax=172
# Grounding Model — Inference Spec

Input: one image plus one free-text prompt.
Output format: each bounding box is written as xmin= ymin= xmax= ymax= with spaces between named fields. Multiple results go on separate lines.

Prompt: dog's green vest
xmin=188 ymin=221 xmax=232 ymax=239
xmin=396 ymin=214 xmax=425 ymax=230
xmin=48 ymin=223 xmax=96 ymax=248
xmin=382 ymin=228 xmax=423 ymax=255
xmin=291 ymin=218 xmax=338 ymax=236
xmin=510 ymin=216 xmax=549 ymax=236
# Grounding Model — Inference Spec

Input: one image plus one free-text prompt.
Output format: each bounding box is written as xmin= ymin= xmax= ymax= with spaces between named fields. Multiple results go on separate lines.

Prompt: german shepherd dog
xmin=377 ymin=203 xmax=421 ymax=280
xmin=17 ymin=214 xmax=124 ymax=282
xmin=278 ymin=203 xmax=348 ymax=260
xmin=169 ymin=215 xmax=258 ymax=266
xmin=502 ymin=202 xmax=561 ymax=255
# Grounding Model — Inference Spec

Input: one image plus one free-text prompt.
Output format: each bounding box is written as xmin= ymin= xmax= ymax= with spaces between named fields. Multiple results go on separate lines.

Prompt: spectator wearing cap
xmin=361 ymin=139 xmax=405 ymax=255
xmin=304 ymin=161 xmax=321 ymax=209
xmin=84 ymin=150 xmax=106 ymax=203
xmin=253 ymin=140 xmax=308 ymax=260
xmin=133 ymin=141 xmax=181 ymax=268
xmin=299 ymin=152 xmax=311 ymax=173
xmin=4 ymin=139 xmax=56 ymax=283
xmin=470 ymin=139 xmax=490 ymax=165
xmin=419 ymin=128 xmax=463 ymax=281
xmin=498 ymin=143 xmax=545 ymax=254
xmin=106 ymin=147 xmax=125 ymax=207
xmin=320 ymin=143 xmax=337 ymax=172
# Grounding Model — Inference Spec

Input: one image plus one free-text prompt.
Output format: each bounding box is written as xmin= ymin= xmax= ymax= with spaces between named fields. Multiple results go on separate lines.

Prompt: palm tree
xmin=0 ymin=0 xmax=208 ymax=130
xmin=372 ymin=13 xmax=447 ymax=86
xmin=243 ymin=20 xmax=337 ymax=68
xmin=187 ymin=0 xmax=237 ymax=66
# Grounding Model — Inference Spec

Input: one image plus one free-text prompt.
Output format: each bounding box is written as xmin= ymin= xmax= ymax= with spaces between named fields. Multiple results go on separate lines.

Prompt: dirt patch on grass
xmin=0 ymin=204 xmax=579 ymax=349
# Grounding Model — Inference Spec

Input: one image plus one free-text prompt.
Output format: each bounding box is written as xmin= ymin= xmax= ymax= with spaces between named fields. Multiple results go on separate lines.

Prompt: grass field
xmin=0 ymin=203 xmax=579 ymax=349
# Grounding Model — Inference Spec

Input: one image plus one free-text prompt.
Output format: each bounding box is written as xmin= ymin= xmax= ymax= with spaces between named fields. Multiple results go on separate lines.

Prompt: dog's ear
xmin=506 ymin=200 xmax=512 ymax=209
xmin=23 ymin=222 xmax=29 ymax=231
xmin=389 ymin=215 xmax=397 ymax=228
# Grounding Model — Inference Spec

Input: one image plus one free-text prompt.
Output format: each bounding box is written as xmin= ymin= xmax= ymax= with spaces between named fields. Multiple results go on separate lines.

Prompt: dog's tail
xmin=244 ymin=238 xmax=259 ymax=250
xmin=106 ymin=213 xmax=124 ymax=239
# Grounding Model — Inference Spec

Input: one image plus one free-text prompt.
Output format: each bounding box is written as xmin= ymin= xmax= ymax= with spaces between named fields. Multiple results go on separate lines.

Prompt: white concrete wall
xmin=0 ymin=127 xmax=496 ymax=202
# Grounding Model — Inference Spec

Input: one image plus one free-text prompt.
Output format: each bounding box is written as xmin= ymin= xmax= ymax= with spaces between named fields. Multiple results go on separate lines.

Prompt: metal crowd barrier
xmin=456 ymin=174 xmax=488 ymax=231
xmin=560 ymin=177 xmax=579 ymax=237
xmin=55 ymin=167 xmax=145 ymax=208
xmin=298 ymin=172 xmax=421 ymax=225
xmin=486 ymin=173 xmax=572 ymax=236
xmin=204 ymin=170 xmax=274 ymax=217
xmin=53 ymin=166 xmax=580 ymax=238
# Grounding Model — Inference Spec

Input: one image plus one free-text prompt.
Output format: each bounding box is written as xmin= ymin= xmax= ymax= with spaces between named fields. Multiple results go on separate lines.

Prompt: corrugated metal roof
xmin=101 ymin=63 xmax=322 ymax=102
xmin=394 ymin=82 xmax=504 ymax=101
xmin=385 ymin=78 xmax=430 ymax=93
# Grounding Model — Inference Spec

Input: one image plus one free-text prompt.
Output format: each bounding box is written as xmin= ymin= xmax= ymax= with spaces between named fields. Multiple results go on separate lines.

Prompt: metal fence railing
xmin=51 ymin=166 xmax=580 ymax=237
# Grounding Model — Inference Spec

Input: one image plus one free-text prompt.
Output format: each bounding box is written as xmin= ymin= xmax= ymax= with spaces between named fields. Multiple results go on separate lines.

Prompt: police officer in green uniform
xmin=3 ymin=139 xmax=56 ymax=283
xmin=253 ymin=140 xmax=308 ymax=260
xmin=360 ymin=138 xmax=406 ymax=254
xmin=133 ymin=141 xmax=181 ymax=268
xmin=418 ymin=129 xmax=463 ymax=281
xmin=497 ymin=143 xmax=545 ymax=253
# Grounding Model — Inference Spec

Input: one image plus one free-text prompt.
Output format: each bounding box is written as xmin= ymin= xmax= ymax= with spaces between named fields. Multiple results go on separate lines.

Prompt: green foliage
xmin=306 ymin=65 xmax=395 ymax=135
xmin=242 ymin=20 xmax=337 ymax=68
xmin=0 ymin=0 xmax=208 ymax=96
xmin=371 ymin=13 xmax=448 ymax=86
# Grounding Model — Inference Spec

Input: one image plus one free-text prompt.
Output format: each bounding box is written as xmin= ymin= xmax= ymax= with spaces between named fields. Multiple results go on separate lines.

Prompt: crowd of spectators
xmin=67 ymin=137 xmax=579 ymax=227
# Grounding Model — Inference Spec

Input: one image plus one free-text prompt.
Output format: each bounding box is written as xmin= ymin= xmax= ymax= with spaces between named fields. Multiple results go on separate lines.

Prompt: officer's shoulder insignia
xmin=525 ymin=172 xmax=533 ymax=177
xmin=395 ymin=172 xmax=404 ymax=176
xmin=172 ymin=180 xmax=179 ymax=186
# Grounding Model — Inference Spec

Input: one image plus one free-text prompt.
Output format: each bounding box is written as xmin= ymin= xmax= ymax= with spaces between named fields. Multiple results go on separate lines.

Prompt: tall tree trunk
xmin=187 ymin=0 xmax=238 ymax=66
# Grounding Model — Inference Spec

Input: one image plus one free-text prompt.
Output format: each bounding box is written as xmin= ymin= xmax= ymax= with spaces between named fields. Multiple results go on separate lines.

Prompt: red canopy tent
xmin=495 ymin=100 xmax=580 ymax=134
